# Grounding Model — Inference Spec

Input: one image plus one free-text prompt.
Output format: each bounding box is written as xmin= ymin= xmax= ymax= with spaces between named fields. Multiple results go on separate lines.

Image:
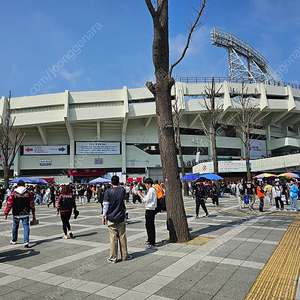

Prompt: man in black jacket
xmin=102 ymin=176 xmax=132 ymax=263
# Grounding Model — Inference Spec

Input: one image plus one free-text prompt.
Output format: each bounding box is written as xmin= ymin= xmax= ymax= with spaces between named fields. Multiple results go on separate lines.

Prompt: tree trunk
xmin=156 ymin=86 xmax=190 ymax=242
xmin=211 ymin=126 xmax=218 ymax=175
xmin=176 ymin=125 xmax=189 ymax=197
xmin=245 ymin=143 xmax=251 ymax=181
xmin=147 ymin=1 xmax=190 ymax=242
xmin=3 ymin=165 xmax=10 ymax=190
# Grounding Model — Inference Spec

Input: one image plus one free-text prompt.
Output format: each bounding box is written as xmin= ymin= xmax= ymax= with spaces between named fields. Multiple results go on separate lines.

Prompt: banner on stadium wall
xmin=196 ymin=160 xmax=247 ymax=174
xmin=250 ymin=140 xmax=263 ymax=157
xmin=23 ymin=145 xmax=68 ymax=155
xmin=75 ymin=142 xmax=121 ymax=155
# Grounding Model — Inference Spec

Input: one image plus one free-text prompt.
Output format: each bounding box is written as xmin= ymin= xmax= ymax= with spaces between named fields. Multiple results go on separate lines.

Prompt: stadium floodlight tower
xmin=211 ymin=28 xmax=280 ymax=84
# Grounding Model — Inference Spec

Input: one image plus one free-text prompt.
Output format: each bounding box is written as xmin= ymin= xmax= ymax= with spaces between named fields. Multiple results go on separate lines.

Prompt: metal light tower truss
xmin=211 ymin=28 xmax=281 ymax=84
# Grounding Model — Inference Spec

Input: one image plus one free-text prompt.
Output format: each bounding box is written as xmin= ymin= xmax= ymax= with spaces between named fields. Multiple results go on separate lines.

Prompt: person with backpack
xmin=4 ymin=180 xmax=35 ymax=248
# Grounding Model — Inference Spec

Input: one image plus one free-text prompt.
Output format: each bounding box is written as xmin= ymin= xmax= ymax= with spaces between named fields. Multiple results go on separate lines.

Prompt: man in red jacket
xmin=4 ymin=180 xmax=35 ymax=248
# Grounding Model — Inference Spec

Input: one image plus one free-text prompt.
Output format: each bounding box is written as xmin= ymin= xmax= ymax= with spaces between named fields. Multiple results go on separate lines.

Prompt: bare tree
xmin=232 ymin=83 xmax=262 ymax=180
xmin=172 ymin=92 xmax=189 ymax=197
xmin=0 ymin=91 xmax=26 ymax=189
xmin=145 ymin=0 xmax=206 ymax=242
xmin=198 ymin=78 xmax=223 ymax=175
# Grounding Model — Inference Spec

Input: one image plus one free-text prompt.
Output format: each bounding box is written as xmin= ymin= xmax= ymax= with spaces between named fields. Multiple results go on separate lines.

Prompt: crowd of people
xmin=0 ymin=178 xmax=165 ymax=263
xmin=2 ymin=175 xmax=299 ymax=262
xmin=188 ymin=177 xmax=300 ymax=217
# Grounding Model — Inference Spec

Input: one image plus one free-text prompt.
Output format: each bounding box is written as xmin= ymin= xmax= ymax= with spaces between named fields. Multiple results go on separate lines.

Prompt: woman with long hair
xmin=56 ymin=185 xmax=77 ymax=239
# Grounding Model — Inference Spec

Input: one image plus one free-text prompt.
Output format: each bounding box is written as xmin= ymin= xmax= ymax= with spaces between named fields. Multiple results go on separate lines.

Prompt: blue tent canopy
xmin=198 ymin=173 xmax=224 ymax=180
xmin=180 ymin=174 xmax=199 ymax=181
xmin=31 ymin=178 xmax=48 ymax=184
xmin=9 ymin=177 xmax=33 ymax=184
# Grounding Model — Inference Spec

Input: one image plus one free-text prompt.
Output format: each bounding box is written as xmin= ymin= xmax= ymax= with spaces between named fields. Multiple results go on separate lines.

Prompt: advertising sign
xmin=250 ymin=140 xmax=264 ymax=157
xmin=23 ymin=145 xmax=68 ymax=155
xmin=194 ymin=160 xmax=247 ymax=174
xmin=76 ymin=142 xmax=120 ymax=155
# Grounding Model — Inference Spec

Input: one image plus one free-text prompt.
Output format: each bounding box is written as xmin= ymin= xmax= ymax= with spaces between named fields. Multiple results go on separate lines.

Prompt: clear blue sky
xmin=1 ymin=0 xmax=299 ymax=98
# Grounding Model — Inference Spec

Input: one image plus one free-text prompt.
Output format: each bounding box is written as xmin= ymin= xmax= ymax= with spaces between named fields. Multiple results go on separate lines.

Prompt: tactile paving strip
xmin=245 ymin=213 xmax=300 ymax=299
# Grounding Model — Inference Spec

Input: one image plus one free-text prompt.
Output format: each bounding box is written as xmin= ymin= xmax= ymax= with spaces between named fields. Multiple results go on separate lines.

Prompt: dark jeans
xmin=48 ymin=195 xmax=56 ymax=207
xmin=195 ymin=198 xmax=208 ymax=215
xmin=275 ymin=196 xmax=284 ymax=209
xmin=145 ymin=210 xmax=156 ymax=245
xmin=212 ymin=195 xmax=219 ymax=205
xmin=259 ymin=197 xmax=264 ymax=212
xmin=60 ymin=211 xmax=72 ymax=235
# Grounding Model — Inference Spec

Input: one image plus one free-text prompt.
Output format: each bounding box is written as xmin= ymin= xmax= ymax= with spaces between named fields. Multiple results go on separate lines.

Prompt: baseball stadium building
xmin=1 ymin=28 xmax=300 ymax=183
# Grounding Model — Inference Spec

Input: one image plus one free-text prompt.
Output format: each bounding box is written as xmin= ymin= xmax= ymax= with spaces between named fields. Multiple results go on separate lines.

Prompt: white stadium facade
xmin=2 ymin=28 xmax=300 ymax=183
xmin=1 ymin=78 xmax=300 ymax=184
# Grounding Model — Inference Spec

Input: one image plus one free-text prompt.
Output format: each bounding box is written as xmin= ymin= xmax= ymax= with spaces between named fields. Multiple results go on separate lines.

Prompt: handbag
xmin=30 ymin=216 xmax=39 ymax=225
xmin=244 ymin=195 xmax=249 ymax=204
xmin=281 ymin=195 xmax=286 ymax=201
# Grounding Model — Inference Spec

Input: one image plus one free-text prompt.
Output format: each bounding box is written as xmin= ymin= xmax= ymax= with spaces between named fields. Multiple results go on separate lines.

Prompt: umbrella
xmin=31 ymin=178 xmax=48 ymax=184
xmin=9 ymin=177 xmax=33 ymax=184
xmin=253 ymin=173 xmax=278 ymax=179
xmin=199 ymin=173 xmax=224 ymax=180
xmin=278 ymin=172 xmax=300 ymax=179
xmin=180 ymin=174 xmax=200 ymax=181
xmin=89 ymin=177 xmax=111 ymax=184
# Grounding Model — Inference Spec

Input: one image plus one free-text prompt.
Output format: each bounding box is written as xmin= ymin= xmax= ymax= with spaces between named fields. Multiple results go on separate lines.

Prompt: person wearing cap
xmin=4 ymin=180 xmax=35 ymax=248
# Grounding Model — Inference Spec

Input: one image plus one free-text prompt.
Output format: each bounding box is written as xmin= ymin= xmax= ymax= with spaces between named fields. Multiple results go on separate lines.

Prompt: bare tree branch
xmin=169 ymin=0 xmax=206 ymax=77
xmin=145 ymin=0 xmax=156 ymax=17
xmin=0 ymin=91 xmax=26 ymax=188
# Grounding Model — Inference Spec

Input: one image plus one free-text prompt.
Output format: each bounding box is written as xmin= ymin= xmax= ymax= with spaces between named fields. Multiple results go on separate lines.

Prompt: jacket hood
xmin=15 ymin=187 xmax=27 ymax=194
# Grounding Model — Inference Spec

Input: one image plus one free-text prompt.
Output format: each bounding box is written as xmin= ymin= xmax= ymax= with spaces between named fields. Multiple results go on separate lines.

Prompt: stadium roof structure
xmin=211 ymin=27 xmax=281 ymax=85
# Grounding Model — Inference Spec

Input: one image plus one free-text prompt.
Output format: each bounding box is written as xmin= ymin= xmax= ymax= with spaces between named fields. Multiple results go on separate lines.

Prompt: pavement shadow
xmin=128 ymin=248 xmax=158 ymax=260
xmin=30 ymin=236 xmax=62 ymax=247
xmin=126 ymin=221 xmax=142 ymax=225
xmin=189 ymin=218 xmax=252 ymax=236
xmin=0 ymin=248 xmax=40 ymax=263
xmin=71 ymin=232 xmax=98 ymax=239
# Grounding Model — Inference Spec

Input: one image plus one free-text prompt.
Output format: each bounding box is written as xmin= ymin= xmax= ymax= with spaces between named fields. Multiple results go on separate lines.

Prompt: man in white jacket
xmin=137 ymin=178 xmax=157 ymax=249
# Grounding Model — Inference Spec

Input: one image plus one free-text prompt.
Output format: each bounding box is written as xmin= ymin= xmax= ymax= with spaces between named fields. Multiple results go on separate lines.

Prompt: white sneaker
xmin=10 ymin=240 xmax=16 ymax=245
xmin=194 ymin=215 xmax=199 ymax=219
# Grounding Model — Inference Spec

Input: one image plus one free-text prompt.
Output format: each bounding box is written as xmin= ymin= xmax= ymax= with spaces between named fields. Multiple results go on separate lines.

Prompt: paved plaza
xmin=0 ymin=195 xmax=298 ymax=300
